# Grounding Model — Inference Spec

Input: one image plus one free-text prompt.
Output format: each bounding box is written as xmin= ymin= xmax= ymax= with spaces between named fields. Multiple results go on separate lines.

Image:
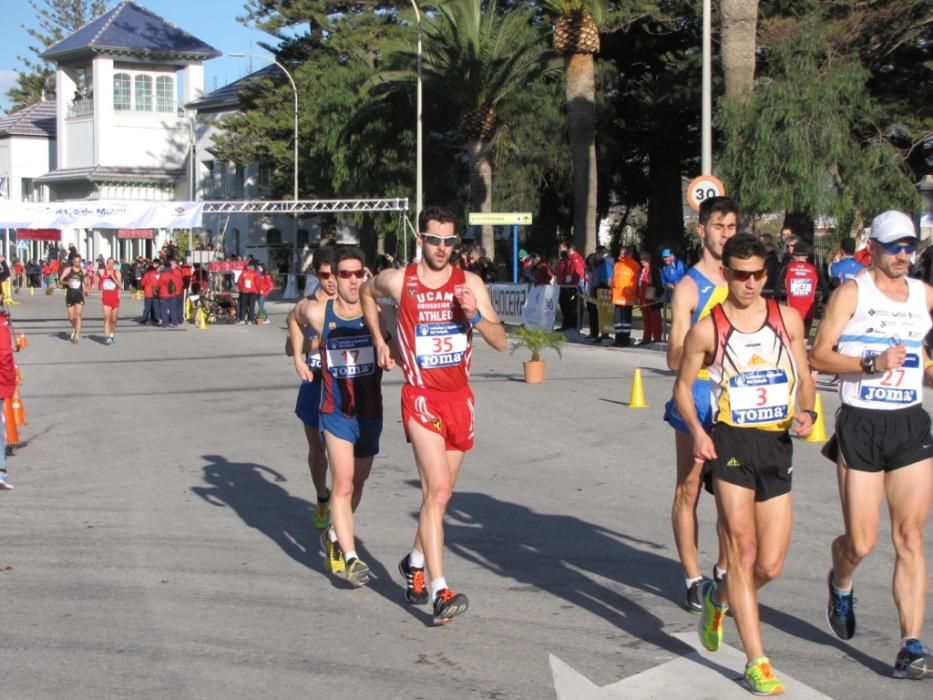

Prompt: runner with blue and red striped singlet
xmin=360 ymin=206 xmax=508 ymax=624
xmin=297 ymin=247 xmax=383 ymax=588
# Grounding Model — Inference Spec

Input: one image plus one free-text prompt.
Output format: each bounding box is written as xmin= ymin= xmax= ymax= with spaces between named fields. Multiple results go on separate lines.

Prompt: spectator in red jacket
xmin=237 ymin=261 xmax=259 ymax=325
xmin=255 ymin=264 xmax=274 ymax=324
xmin=0 ymin=311 xmax=17 ymax=488
xmin=138 ymin=264 xmax=160 ymax=324
xmin=556 ymin=240 xmax=585 ymax=332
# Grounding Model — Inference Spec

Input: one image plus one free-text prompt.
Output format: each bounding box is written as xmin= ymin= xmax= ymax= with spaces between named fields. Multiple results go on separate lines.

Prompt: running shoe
xmin=398 ymin=554 xmax=429 ymax=605
xmin=345 ymin=557 xmax=371 ymax=587
xmin=69 ymin=331 xmax=77 ymax=344
xmin=713 ymin=566 xmax=727 ymax=584
xmin=826 ymin=570 xmax=856 ymax=640
xmin=105 ymin=336 xmax=114 ymax=345
xmin=685 ymin=577 xmax=709 ymax=614
xmin=0 ymin=471 xmax=13 ymax=490
xmin=312 ymin=500 xmax=330 ymax=529
xmin=893 ymin=638 xmax=932 ymax=679
xmin=432 ymin=588 xmax=469 ymax=623
xmin=743 ymin=656 xmax=785 ymax=696
xmin=698 ymin=580 xmax=728 ymax=652
xmin=320 ymin=530 xmax=345 ymax=575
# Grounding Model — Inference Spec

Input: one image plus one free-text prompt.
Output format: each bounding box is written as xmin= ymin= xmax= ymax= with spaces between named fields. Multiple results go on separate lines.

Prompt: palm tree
xmin=542 ymin=0 xmax=606 ymax=255
xmin=720 ymin=0 xmax=759 ymax=101
xmin=373 ymin=0 xmax=551 ymax=258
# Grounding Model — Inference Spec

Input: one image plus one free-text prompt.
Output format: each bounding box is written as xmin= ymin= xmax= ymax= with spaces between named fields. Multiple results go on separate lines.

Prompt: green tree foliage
xmin=719 ymin=8 xmax=926 ymax=234
xmin=6 ymin=0 xmax=109 ymax=112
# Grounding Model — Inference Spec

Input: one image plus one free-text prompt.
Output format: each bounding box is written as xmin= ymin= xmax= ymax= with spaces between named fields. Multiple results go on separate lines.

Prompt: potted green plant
xmin=510 ymin=326 xmax=565 ymax=383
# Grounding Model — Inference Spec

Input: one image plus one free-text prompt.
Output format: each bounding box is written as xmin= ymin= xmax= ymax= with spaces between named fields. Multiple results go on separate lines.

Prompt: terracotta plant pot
xmin=523 ymin=359 xmax=545 ymax=384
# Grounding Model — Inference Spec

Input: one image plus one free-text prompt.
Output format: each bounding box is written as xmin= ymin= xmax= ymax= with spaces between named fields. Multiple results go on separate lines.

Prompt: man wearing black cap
xmin=811 ymin=210 xmax=933 ymax=680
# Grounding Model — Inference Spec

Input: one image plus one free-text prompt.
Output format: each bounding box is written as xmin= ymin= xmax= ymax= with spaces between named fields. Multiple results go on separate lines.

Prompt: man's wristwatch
xmin=802 ymin=409 xmax=818 ymax=422
xmin=861 ymin=354 xmax=877 ymax=375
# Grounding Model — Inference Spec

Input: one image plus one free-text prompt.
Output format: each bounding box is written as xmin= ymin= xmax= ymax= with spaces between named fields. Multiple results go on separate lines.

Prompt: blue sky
xmin=0 ymin=0 xmax=281 ymax=112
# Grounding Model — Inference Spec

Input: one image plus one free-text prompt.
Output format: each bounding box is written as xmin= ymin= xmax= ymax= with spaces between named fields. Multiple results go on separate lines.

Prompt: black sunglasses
xmin=726 ymin=268 xmax=767 ymax=282
xmin=337 ymin=269 xmax=366 ymax=279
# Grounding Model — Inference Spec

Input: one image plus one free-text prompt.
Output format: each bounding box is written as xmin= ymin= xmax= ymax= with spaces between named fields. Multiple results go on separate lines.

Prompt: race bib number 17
xmin=325 ymin=335 xmax=375 ymax=378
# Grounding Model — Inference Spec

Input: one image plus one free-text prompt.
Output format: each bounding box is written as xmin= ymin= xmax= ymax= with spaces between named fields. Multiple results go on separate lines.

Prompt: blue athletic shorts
xmin=295 ymin=380 xmax=322 ymax=428
xmin=319 ymin=412 xmax=382 ymax=458
xmin=664 ymin=378 xmax=714 ymax=434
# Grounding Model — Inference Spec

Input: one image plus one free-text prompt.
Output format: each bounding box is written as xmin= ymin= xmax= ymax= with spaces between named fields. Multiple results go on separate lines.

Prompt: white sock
xmin=410 ymin=549 xmax=425 ymax=569
xmin=327 ymin=526 xmax=337 ymax=543
xmin=430 ymin=577 xmax=448 ymax=599
xmin=344 ymin=549 xmax=358 ymax=562
xmin=685 ymin=576 xmax=703 ymax=589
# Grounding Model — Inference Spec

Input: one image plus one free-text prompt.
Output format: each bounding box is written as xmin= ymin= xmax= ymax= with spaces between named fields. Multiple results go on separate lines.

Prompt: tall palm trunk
xmin=566 ymin=52 xmax=597 ymax=255
xmin=720 ymin=0 xmax=759 ymax=101
xmin=468 ymin=138 xmax=495 ymax=256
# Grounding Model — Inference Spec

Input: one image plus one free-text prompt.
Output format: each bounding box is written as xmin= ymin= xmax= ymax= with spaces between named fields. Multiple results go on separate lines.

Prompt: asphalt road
xmin=0 ymin=291 xmax=930 ymax=700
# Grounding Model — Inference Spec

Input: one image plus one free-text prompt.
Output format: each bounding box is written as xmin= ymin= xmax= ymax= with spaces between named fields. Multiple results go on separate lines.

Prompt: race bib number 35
xmin=728 ymin=369 xmax=790 ymax=425
xmin=415 ymin=322 xmax=468 ymax=368
xmin=325 ymin=335 xmax=374 ymax=378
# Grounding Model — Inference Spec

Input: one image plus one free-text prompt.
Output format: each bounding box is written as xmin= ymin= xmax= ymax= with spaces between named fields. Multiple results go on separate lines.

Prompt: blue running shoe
xmin=893 ymin=638 xmax=932 ymax=680
xmin=826 ymin=570 xmax=855 ymax=640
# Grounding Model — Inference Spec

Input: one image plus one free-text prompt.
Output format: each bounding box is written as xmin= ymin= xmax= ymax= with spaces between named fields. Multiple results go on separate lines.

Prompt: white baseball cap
xmin=870 ymin=210 xmax=916 ymax=244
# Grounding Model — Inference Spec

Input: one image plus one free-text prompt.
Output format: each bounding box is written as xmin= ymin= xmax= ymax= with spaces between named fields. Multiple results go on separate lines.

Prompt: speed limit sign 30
xmin=686 ymin=175 xmax=726 ymax=211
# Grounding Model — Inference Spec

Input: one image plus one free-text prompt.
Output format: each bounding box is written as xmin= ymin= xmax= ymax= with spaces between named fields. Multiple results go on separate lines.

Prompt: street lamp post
xmin=410 ymin=1 xmax=423 ymax=262
xmin=230 ymin=51 xmax=300 ymax=278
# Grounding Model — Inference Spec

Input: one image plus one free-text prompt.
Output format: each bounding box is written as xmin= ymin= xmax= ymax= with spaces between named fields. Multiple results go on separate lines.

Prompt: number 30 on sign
xmin=686 ymin=175 xmax=726 ymax=211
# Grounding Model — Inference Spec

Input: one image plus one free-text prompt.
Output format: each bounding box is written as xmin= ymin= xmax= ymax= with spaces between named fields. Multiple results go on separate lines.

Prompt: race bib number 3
xmin=325 ymin=335 xmax=374 ymax=378
xmin=415 ymin=322 xmax=468 ymax=368
xmin=860 ymin=353 xmax=920 ymax=405
xmin=728 ymin=369 xmax=790 ymax=425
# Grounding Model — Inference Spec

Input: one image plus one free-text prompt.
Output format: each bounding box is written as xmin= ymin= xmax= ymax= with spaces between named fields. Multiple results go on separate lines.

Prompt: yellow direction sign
xmin=468 ymin=212 xmax=533 ymax=226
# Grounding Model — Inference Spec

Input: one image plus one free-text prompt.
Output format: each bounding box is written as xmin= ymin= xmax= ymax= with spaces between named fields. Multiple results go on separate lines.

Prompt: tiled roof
xmin=186 ymin=65 xmax=280 ymax=111
xmin=35 ymin=166 xmax=185 ymax=185
xmin=41 ymin=1 xmax=220 ymax=62
xmin=0 ymin=102 xmax=57 ymax=138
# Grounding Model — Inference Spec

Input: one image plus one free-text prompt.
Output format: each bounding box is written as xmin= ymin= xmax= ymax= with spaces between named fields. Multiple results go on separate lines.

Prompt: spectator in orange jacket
xmin=237 ymin=261 xmax=259 ymax=325
xmin=610 ymin=246 xmax=641 ymax=347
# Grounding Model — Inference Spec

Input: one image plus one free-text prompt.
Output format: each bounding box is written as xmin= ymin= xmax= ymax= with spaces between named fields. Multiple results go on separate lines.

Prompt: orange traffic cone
xmin=15 ymin=366 xmax=21 ymax=385
xmin=16 ymin=333 xmax=27 ymax=350
xmin=11 ymin=389 xmax=26 ymax=427
xmin=3 ymin=397 xmax=18 ymax=446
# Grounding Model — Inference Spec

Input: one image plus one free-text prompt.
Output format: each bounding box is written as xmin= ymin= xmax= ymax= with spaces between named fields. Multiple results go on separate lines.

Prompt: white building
xmin=33 ymin=0 xmax=218 ymax=261
xmin=0 ymin=101 xmax=56 ymax=261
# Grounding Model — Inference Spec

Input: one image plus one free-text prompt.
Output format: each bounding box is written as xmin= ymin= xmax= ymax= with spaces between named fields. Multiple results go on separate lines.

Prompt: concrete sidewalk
xmin=0 ymin=293 xmax=929 ymax=700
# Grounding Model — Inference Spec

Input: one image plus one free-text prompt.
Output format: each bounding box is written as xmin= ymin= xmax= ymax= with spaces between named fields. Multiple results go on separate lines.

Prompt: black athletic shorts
xmin=704 ymin=423 xmax=793 ymax=502
xmin=821 ymin=403 xmax=933 ymax=473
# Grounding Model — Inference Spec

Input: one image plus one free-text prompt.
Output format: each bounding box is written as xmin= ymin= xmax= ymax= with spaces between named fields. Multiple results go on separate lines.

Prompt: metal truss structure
xmin=201 ymin=198 xmax=409 ymax=215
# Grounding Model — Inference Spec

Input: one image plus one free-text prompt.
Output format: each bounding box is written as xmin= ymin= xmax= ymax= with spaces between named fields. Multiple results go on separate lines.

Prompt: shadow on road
xmin=191 ymin=454 xmax=432 ymax=624
xmin=439 ymin=488 xmax=722 ymax=663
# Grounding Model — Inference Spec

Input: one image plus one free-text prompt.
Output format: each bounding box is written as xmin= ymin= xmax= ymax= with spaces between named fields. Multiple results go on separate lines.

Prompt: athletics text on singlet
xmin=396 ymin=264 xmax=472 ymax=392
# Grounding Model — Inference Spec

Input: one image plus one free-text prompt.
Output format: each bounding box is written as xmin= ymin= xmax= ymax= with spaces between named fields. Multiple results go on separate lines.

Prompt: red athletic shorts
xmin=401 ymin=383 xmax=475 ymax=452
xmin=101 ymin=290 xmax=120 ymax=308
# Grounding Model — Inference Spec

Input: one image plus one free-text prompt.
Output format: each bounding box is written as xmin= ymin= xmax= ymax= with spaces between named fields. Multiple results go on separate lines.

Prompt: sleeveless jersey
xmin=686 ymin=266 xmax=728 ymax=380
xmin=319 ymin=300 xmax=382 ymax=420
xmin=708 ymin=299 xmax=798 ymax=431
xmin=303 ymin=325 xmax=322 ymax=381
xmin=837 ymin=275 xmax=930 ymax=410
xmin=396 ymin=264 xmax=472 ymax=392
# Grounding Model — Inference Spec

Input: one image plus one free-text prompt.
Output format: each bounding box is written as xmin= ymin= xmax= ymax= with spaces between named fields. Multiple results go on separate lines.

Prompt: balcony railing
xmin=67 ymin=99 xmax=93 ymax=118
